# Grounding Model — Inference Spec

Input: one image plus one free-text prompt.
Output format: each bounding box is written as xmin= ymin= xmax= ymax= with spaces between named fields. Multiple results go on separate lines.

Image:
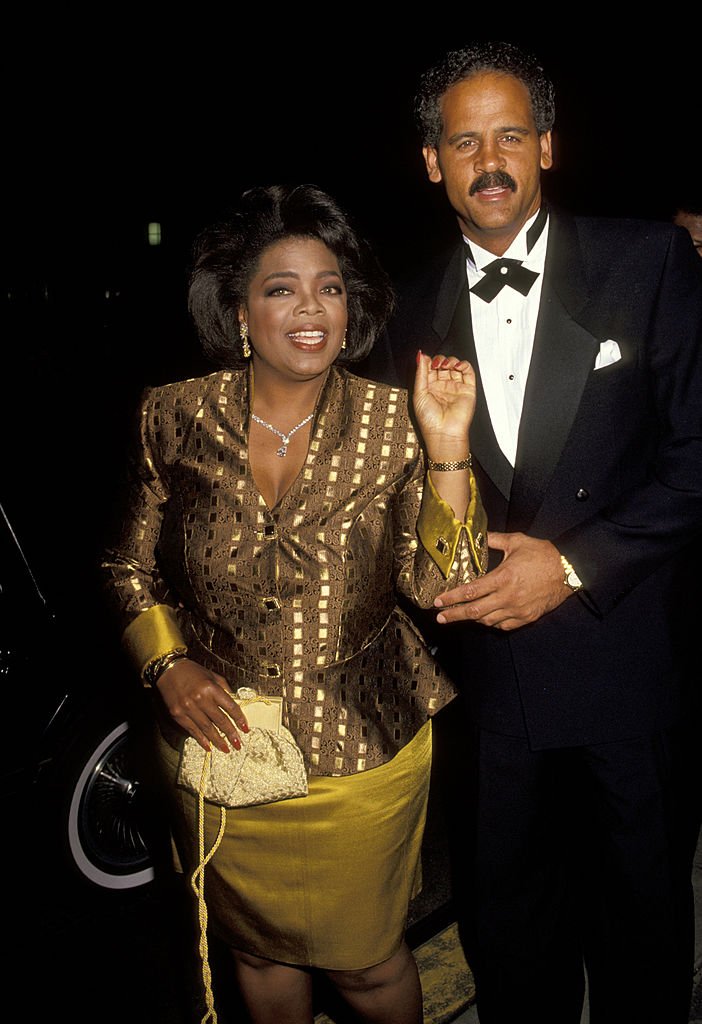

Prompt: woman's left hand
xmin=412 ymin=352 xmax=476 ymax=455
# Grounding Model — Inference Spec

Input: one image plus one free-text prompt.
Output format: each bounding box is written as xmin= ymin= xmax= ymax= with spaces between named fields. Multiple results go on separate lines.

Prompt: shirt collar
xmin=463 ymin=206 xmax=549 ymax=273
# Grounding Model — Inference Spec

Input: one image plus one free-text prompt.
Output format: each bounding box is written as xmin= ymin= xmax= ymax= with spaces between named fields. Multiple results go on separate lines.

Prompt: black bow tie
xmin=466 ymin=203 xmax=547 ymax=303
xmin=470 ymin=258 xmax=540 ymax=302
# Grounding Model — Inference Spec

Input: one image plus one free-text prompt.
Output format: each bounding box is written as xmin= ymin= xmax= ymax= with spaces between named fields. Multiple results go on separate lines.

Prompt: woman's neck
xmin=249 ymin=365 xmax=330 ymax=425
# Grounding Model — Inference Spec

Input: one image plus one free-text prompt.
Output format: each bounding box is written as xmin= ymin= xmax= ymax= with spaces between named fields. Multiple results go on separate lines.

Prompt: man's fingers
xmin=435 ymin=599 xmax=526 ymax=630
xmin=436 ymin=603 xmax=479 ymax=624
xmin=435 ymin=577 xmax=493 ymax=608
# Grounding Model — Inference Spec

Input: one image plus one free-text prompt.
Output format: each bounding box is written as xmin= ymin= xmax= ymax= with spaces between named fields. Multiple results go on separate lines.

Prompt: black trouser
xmin=433 ymin=705 xmax=695 ymax=1024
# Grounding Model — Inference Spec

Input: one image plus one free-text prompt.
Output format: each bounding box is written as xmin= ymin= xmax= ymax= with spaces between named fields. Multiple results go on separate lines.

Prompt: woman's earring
xmin=341 ymin=329 xmax=347 ymax=351
xmin=240 ymin=321 xmax=251 ymax=359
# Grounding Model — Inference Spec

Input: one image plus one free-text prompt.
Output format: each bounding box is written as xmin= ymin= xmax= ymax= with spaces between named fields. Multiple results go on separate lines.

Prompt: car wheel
xmin=66 ymin=719 xmax=156 ymax=890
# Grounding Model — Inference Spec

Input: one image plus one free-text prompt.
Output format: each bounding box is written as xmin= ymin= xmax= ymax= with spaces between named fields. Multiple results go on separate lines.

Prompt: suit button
xmin=576 ymin=488 xmax=589 ymax=501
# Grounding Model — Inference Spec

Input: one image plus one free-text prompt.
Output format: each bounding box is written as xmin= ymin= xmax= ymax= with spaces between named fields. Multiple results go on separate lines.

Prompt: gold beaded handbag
xmin=177 ymin=687 xmax=308 ymax=808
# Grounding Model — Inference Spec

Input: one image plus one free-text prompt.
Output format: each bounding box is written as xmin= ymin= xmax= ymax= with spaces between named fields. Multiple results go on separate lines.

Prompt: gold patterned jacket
xmin=102 ymin=366 xmax=487 ymax=776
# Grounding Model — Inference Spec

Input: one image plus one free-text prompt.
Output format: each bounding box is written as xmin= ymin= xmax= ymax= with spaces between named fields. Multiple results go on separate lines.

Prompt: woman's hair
xmin=188 ymin=184 xmax=395 ymax=367
xmin=415 ymin=40 xmax=556 ymax=148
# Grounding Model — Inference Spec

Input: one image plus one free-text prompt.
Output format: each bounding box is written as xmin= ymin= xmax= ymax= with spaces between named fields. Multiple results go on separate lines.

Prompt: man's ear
xmin=423 ymin=146 xmax=443 ymax=184
xmin=539 ymin=131 xmax=553 ymax=171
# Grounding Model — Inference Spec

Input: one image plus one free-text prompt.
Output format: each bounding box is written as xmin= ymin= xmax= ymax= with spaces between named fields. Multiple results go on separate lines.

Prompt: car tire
xmin=64 ymin=717 xmax=156 ymax=891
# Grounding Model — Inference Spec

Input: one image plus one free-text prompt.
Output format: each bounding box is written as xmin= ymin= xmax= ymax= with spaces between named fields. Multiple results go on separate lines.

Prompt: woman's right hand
xmin=155 ymin=659 xmax=249 ymax=753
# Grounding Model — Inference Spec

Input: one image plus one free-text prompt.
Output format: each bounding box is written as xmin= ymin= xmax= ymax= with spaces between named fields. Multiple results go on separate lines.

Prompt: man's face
xmin=673 ymin=210 xmax=702 ymax=257
xmin=423 ymin=71 xmax=552 ymax=256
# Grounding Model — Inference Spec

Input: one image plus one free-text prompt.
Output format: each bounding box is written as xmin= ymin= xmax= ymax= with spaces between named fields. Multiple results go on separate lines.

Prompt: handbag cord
xmin=191 ymin=750 xmax=227 ymax=1024
xmin=190 ymin=696 xmax=283 ymax=1022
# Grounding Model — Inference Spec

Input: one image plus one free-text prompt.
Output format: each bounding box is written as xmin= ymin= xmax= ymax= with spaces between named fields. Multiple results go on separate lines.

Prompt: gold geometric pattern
xmin=103 ymin=367 xmax=485 ymax=776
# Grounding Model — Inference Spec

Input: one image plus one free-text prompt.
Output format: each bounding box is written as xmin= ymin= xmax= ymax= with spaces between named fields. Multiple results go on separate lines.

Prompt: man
xmin=361 ymin=41 xmax=702 ymax=1024
xmin=673 ymin=199 xmax=702 ymax=257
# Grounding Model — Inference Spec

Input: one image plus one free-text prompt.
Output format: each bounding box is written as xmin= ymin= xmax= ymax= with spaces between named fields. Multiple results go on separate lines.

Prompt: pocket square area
xmin=594 ymin=339 xmax=622 ymax=370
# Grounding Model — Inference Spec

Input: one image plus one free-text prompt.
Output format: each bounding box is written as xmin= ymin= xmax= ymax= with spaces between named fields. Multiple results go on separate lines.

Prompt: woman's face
xmin=241 ymin=236 xmax=348 ymax=385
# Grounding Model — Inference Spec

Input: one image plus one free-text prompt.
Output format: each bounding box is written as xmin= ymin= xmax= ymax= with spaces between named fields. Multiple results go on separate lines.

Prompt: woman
xmin=102 ymin=184 xmax=486 ymax=1024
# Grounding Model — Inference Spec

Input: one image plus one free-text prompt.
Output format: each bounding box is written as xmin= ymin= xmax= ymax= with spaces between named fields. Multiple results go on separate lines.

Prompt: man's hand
xmin=433 ymin=532 xmax=574 ymax=631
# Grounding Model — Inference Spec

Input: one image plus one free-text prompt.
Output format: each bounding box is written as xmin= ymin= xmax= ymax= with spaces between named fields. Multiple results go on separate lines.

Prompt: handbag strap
xmin=191 ymin=750 xmax=227 ymax=1024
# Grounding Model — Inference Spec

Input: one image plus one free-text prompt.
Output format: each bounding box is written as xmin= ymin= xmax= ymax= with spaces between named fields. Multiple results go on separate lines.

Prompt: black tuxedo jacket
xmin=360 ymin=210 xmax=702 ymax=747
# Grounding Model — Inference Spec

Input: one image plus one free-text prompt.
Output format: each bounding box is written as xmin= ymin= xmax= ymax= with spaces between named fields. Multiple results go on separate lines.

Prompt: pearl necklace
xmin=251 ymin=412 xmax=314 ymax=457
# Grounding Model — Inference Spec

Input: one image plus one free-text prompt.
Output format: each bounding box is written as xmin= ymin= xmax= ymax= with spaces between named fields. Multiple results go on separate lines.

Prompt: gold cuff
xmin=417 ymin=469 xmax=487 ymax=579
xmin=122 ymin=604 xmax=187 ymax=678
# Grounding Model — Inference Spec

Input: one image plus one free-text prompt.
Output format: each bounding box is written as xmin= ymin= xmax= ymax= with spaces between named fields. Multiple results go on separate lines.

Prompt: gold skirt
xmin=157 ymin=720 xmax=432 ymax=970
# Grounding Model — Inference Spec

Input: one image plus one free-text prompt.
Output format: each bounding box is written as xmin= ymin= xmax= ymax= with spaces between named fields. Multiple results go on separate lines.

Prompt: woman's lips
xmin=287 ymin=330 xmax=327 ymax=351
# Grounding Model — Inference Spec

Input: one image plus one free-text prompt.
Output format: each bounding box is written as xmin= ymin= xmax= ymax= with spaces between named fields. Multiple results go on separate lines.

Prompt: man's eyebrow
xmin=446 ymin=125 xmax=530 ymax=145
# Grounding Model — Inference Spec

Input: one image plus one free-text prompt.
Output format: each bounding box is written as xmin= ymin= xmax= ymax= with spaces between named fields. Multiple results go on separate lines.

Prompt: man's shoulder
xmin=354 ymin=241 xmax=463 ymax=388
xmin=560 ymin=210 xmax=677 ymax=257
xmin=383 ymin=241 xmax=464 ymax=348
xmin=392 ymin=240 xmax=462 ymax=302
xmin=561 ymin=212 xmax=699 ymax=297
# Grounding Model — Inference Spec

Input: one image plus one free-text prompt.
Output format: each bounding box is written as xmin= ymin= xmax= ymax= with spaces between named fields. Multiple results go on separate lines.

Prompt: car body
xmin=1 ymin=497 xmax=162 ymax=895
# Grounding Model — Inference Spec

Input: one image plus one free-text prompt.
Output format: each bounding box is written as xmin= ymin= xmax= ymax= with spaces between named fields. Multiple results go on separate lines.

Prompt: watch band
xmin=559 ymin=554 xmax=583 ymax=593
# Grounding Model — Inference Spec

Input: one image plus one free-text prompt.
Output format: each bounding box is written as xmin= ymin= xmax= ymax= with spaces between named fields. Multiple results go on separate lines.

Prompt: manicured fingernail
xmin=431 ymin=356 xmax=442 ymax=369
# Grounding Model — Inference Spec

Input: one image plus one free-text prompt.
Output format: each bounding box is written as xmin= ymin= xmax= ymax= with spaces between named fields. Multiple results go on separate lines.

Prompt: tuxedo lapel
xmin=431 ymin=244 xmax=468 ymax=344
xmin=434 ymin=246 xmax=514 ymax=500
xmin=507 ymin=212 xmax=599 ymax=531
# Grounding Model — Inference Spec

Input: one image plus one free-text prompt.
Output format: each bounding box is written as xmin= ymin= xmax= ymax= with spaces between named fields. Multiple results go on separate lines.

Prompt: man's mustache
xmin=469 ymin=171 xmax=517 ymax=196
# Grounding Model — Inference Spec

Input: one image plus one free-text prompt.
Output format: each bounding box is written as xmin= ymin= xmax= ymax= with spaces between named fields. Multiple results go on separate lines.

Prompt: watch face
xmin=567 ymin=570 xmax=582 ymax=590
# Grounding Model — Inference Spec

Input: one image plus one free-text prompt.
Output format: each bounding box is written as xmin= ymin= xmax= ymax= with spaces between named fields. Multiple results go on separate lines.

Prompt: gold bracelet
xmin=427 ymin=455 xmax=472 ymax=472
xmin=142 ymin=647 xmax=189 ymax=687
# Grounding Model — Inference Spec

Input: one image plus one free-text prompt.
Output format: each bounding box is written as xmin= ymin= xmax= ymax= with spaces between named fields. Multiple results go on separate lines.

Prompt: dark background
xmin=2 ymin=25 xmax=699 ymax=1024
xmin=2 ymin=24 xmax=697 ymax=586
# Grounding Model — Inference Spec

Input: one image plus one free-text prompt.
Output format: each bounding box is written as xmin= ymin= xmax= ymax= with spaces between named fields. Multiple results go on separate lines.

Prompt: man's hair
xmin=415 ymin=40 xmax=556 ymax=148
xmin=188 ymin=184 xmax=395 ymax=367
xmin=673 ymin=197 xmax=702 ymax=218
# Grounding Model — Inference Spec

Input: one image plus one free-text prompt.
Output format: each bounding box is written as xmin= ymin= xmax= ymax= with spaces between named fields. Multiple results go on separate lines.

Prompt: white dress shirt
xmin=464 ymin=209 xmax=549 ymax=466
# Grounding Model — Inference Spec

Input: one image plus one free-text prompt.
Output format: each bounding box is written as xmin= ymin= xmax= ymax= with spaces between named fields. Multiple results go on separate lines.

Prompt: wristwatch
xmin=559 ymin=554 xmax=583 ymax=593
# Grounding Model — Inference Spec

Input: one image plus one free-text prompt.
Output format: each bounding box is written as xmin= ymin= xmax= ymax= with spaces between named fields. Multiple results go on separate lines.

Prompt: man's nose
xmin=475 ymin=139 xmax=505 ymax=173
